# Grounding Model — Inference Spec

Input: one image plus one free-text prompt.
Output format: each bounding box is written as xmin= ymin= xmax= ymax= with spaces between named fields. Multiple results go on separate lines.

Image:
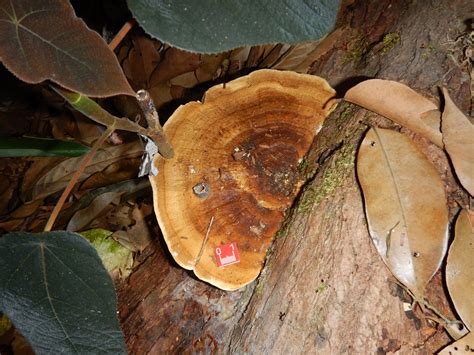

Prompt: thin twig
xmin=108 ymin=18 xmax=136 ymax=51
xmin=44 ymin=125 xmax=115 ymax=232
xmin=194 ymin=216 xmax=215 ymax=266
xmin=403 ymin=284 xmax=457 ymax=325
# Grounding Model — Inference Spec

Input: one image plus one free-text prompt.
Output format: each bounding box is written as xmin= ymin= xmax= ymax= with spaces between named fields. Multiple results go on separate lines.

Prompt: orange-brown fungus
xmin=150 ymin=69 xmax=337 ymax=290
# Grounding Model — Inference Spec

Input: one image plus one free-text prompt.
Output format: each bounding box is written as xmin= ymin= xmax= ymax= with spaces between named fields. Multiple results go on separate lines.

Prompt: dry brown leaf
xmin=22 ymin=157 xmax=64 ymax=199
xmin=195 ymin=53 xmax=229 ymax=82
xmin=446 ymin=209 xmax=474 ymax=331
xmin=272 ymin=41 xmax=321 ymax=72
xmin=420 ymin=109 xmax=441 ymax=133
xmin=149 ymin=48 xmax=200 ymax=84
xmin=441 ymin=88 xmax=474 ymax=196
xmin=228 ymin=47 xmax=252 ymax=74
xmin=274 ymin=27 xmax=346 ymax=73
xmin=258 ymin=44 xmax=287 ymax=68
xmin=147 ymin=83 xmax=174 ymax=109
xmin=22 ymin=141 xmax=143 ymax=201
xmin=67 ymin=191 xmax=123 ymax=232
xmin=246 ymin=45 xmax=267 ymax=68
xmin=438 ymin=332 xmax=474 ymax=354
xmin=0 ymin=219 xmax=23 ymax=232
xmin=134 ymin=36 xmax=162 ymax=86
xmin=123 ymin=46 xmax=147 ymax=89
xmin=10 ymin=199 xmax=43 ymax=219
xmin=112 ymin=203 xmax=152 ymax=252
xmin=357 ymin=127 xmax=449 ymax=299
xmin=122 ymin=35 xmax=161 ymax=89
xmin=0 ymin=173 xmax=15 ymax=215
xmin=345 ymin=80 xmax=443 ymax=147
xmin=79 ymin=157 xmax=142 ymax=191
xmin=169 ymin=71 xmax=199 ymax=89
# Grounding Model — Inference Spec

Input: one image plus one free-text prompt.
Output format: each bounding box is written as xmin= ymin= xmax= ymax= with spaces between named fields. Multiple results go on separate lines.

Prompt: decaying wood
xmin=118 ymin=0 xmax=472 ymax=353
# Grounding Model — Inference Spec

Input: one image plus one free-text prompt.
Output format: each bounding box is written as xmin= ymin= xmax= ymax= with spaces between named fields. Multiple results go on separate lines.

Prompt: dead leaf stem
xmin=44 ymin=125 xmax=115 ymax=232
xmin=108 ymin=19 xmax=136 ymax=51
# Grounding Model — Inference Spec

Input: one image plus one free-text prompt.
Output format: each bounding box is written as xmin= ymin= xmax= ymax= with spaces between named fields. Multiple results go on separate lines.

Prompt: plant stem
xmin=136 ymin=89 xmax=174 ymax=158
xmin=51 ymin=86 xmax=148 ymax=134
xmin=108 ymin=19 xmax=136 ymax=51
xmin=44 ymin=125 xmax=115 ymax=232
xmin=51 ymin=86 xmax=174 ymax=159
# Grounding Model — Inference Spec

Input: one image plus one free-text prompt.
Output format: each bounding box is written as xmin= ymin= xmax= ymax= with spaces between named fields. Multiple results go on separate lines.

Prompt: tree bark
xmin=118 ymin=0 xmax=472 ymax=353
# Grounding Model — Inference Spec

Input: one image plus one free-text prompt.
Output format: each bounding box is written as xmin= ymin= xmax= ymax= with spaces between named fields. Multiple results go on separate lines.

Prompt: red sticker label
xmin=215 ymin=242 xmax=240 ymax=267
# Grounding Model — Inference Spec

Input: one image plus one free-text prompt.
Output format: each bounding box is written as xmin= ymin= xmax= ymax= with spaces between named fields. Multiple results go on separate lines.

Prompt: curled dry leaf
xmin=438 ymin=332 xmax=474 ymax=355
xmin=357 ymin=127 xmax=449 ymax=298
xmin=150 ymin=69 xmax=337 ymax=290
xmin=67 ymin=191 xmax=123 ymax=232
xmin=22 ymin=141 xmax=143 ymax=201
xmin=113 ymin=204 xmax=153 ymax=252
xmin=446 ymin=209 xmax=474 ymax=331
xmin=345 ymin=79 xmax=443 ymax=147
xmin=441 ymin=88 xmax=474 ymax=196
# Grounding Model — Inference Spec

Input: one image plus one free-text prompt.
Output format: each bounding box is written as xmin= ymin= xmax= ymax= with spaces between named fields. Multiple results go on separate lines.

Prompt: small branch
xmin=136 ymin=89 xmax=174 ymax=159
xmin=403 ymin=284 xmax=461 ymax=329
xmin=44 ymin=125 xmax=115 ymax=232
xmin=194 ymin=216 xmax=215 ymax=267
xmin=51 ymin=86 xmax=174 ymax=159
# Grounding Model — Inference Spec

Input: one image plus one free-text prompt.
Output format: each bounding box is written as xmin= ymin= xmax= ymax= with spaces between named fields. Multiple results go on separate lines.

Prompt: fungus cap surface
xmin=150 ymin=69 xmax=336 ymax=290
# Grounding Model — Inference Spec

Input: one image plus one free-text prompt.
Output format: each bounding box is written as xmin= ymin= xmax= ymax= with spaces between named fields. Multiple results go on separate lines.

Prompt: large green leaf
xmin=0 ymin=0 xmax=134 ymax=97
xmin=127 ymin=0 xmax=340 ymax=53
xmin=0 ymin=137 xmax=90 ymax=157
xmin=0 ymin=231 xmax=126 ymax=354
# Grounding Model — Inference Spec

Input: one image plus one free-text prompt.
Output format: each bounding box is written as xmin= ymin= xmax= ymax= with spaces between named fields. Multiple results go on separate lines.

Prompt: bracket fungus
xmin=150 ymin=69 xmax=337 ymax=290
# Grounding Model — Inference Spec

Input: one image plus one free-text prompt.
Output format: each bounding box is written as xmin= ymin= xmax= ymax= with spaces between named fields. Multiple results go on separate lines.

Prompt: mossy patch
xmin=80 ymin=228 xmax=133 ymax=280
xmin=381 ymin=32 xmax=400 ymax=54
xmin=298 ymin=157 xmax=309 ymax=175
xmin=421 ymin=42 xmax=436 ymax=59
xmin=342 ymin=37 xmax=370 ymax=65
xmin=297 ymin=143 xmax=356 ymax=213
xmin=337 ymin=105 xmax=358 ymax=129
xmin=315 ymin=282 xmax=328 ymax=293
xmin=255 ymin=269 xmax=268 ymax=295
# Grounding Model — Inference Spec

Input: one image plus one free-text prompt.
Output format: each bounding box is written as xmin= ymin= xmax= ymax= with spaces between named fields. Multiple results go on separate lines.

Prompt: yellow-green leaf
xmin=357 ymin=128 xmax=449 ymax=298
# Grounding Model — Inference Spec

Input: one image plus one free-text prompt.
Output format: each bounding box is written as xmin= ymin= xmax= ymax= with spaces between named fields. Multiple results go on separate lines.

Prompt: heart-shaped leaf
xmin=127 ymin=0 xmax=340 ymax=53
xmin=0 ymin=231 xmax=126 ymax=354
xmin=446 ymin=209 xmax=474 ymax=331
xmin=0 ymin=0 xmax=134 ymax=97
xmin=357 ymin=128 xmax=449 ymax=298
xmin=441 ymin=88 xmax=474 ymax=196
xmin=345 ymin=80 xmax=442 ymax=147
